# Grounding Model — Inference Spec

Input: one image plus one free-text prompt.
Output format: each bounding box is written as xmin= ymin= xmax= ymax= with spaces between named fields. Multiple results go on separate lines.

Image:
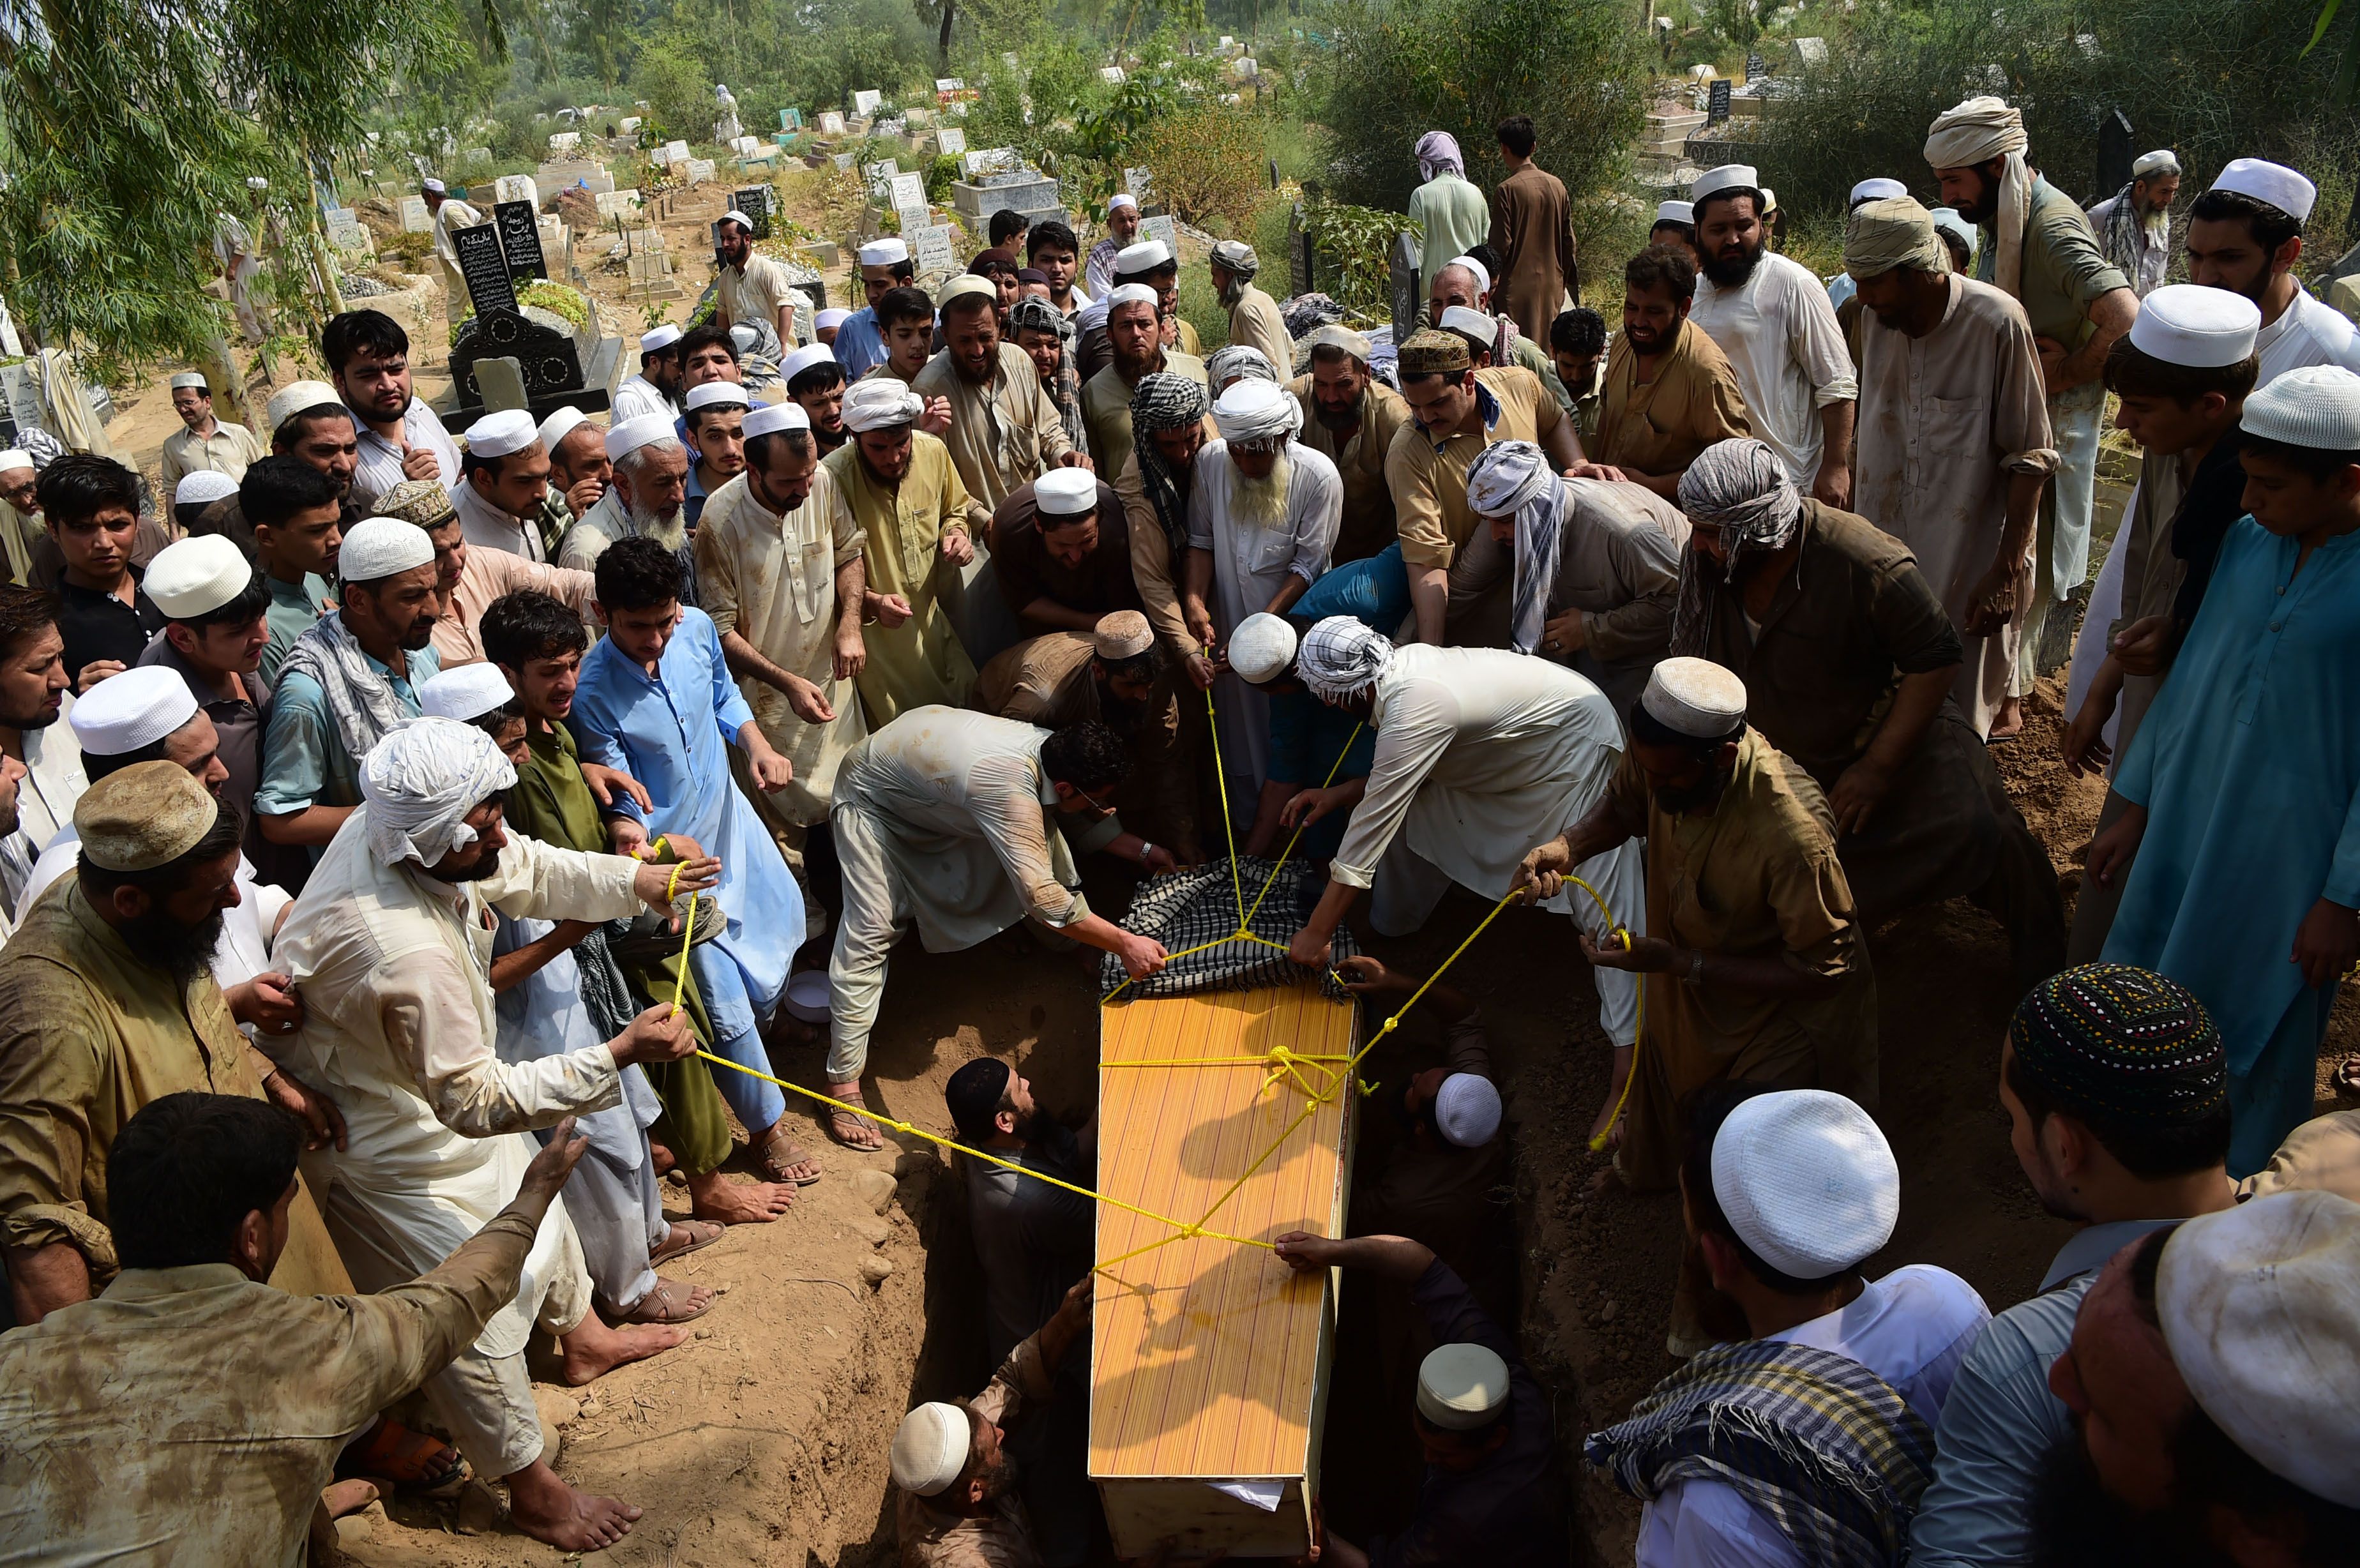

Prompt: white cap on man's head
xmin=68 ymin=666 xmax=199 ymax=755
xmin=1108 ymin=193 xmax=1139 ymax=215
xmin=685 ymin=381 xmax=750 ymax=413
xmin=859 ymin=237 xmax=911 ymax=268
xmin=1416 ymin=1343 xmax=1511 ymax=1430
xmin=423 ymin=177 xmax=447 ymax=195
xmin=816 ymin=307 xmax=852 ymax=329
xmin=1227 ymin=613 xmax=1297 ymax=683
xmin=1116 ymin=239 xmax=1173 ymax=275
xmin=938 ymin=274 xmax=996 ymax=310
xmin=605 ymin=414 xmax=678 ymax=462
xmin=2128 ymin=285 xmax=2260 ymax=369
xmin=889 ymin=1402 xmax=969 ymax=1496
xmin=638 ymin=322 xmax=683 ymax=354
xmin=1092 ymin=610 xmax=1154 ymax=660
xmin=1034 ymin=466 xmax=1097 ymax=516
xmin=419 ymin=663 xmax=515 ymax=723
xmin=1711 ymin=1089 xmax=1899 ymax=1279
xmin=782 ymin=343 xmax=836 ymax=383
xmin=464 ymin=408 xmax=540 ymax=458
xmin=266 ymin=379 xmax=341 ymax=432
xmin=1691 ymin=163 xmax=1761 ymax=205
xmin=2209 ymin=158 xmax=2317 ymax=222
xmin=2156 ymin=1190 xmax=2360 ymax=1507
xmin=1655 ymin=200 xmax=1694 ymax=226
xmin=172 ymin=471 xmax=240 ymax=509
xmin=1439 ymin=306 xmax=1495 ymax=342
xmin=719 ymin=209 xmax=753 ymax=232
xmin=1435 ymin=1073 xmax=1501 ymax=1148
xmin=1641 ymin=657 xmax=1746 ymax=739
xmin=146 ymin=534 xmax=253 ymax=620
xmin=338 ymin=517 xmax=437 ymax=583
xmin=2133 ymin=149 xmax=2181 ymax=178
xmin=169 ymin=372 xmax=209 ymax=392
xmin=0 ymin=449 xmax=31 ymax=475
xmin=538 ymin=405 xmax=592 ymax=453
xmin=2241 ymin=365 xmax=2360 ymax=451
xmin=1849 ymin=178 xmax=1908 ymax=206
xmin=743 ymin=402 xmax=810 ymax=439
xmin=1442 ymin=254 xmax=1491 ymax=294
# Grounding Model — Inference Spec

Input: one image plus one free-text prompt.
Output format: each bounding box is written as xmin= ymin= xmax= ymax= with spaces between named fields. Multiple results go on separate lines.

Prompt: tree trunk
xmin=937 ymin=0 xmax=955 ymax=66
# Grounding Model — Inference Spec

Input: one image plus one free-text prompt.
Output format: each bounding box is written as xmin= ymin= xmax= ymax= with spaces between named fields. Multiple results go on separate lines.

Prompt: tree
xmin=0 ymin=0 xmax=465 ymax=362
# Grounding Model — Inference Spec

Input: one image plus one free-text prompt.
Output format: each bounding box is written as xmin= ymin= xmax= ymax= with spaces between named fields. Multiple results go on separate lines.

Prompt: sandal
xmin=758 ymin=1126 xmax=824 ymax=1186
xmin=825 ymin=1088 xmax=886 ymax=1150
xmin=649 ymin=1217 xmax=724 ymax=1267
xmin=338 ymin=1416 xmax=469 ymax=1498
xmin=2334 ymin=1055 xmax=2360 ymax=1098
xmin=608 ymin=1277 xmax=715 ymax=1325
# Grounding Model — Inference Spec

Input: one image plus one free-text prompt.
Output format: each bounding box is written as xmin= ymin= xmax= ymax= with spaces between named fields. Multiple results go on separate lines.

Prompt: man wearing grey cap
xmin=2086 ymin=149 xmax=2181 ymax=299
xmin=1210 ymin=239 xmax=1293 ymax=379
xmin=1289 ymin=325 xmax=1411 ymax=564
xmin=159 ymin=372 xmax=263 ymax=493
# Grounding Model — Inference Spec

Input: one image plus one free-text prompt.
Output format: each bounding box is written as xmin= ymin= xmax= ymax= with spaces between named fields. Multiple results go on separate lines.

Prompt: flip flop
xmin=608 ymin=1277 xmax=715 ymax=1325
xmin=824 ymin=1090 xmax=886 ymax=1150
xmin=338 ymin=1417 xmax=470 ymax=1498
xmin=758 ymin=1126 xmax=824 ymax=1186
xmin=2334 ymin=1055 xmax=2360 ymax=1098
xmin=649 ymin=1217 xmax=724 ymax=1267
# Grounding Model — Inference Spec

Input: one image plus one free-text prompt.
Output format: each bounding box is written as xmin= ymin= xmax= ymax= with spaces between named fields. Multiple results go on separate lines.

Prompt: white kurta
xmin=1689 ymin=251 xmax=1858 ymax=487
xmin=2255 ymin=285 xmax=2360 ymax=385
xmin=1331 ymin=645 xmax=1645 ymax=1046
xmin=1185 ymin=440 xmax=1342 ymax=802
xmin=612 ymin=374 xmax=678 ymax=425
xmin=0 ymin=698 xmax=84 ymax=913
xmin=1852 ymin=275 xmax=2057 ymax=737
xmin=454 ymin=478 xmax=547 ymax=563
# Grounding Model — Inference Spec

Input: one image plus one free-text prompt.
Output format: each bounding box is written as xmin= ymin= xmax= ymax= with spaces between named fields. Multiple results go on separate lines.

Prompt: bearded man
xmin=1080 ymin=285 xmax=1207 ymax=472
xmin=1428 ymin=255 xmax=1576 ymax=412
xmin=1116 ymin=373 xmax=1220 ymax=688
xmin=556 ymin=416 xmax=698 ymax=601
xmin=2087 ymin=150 xmax=2181 ymax=299
xmin=325 ymin=310 xmax=460 ymax=513
xmin=1290 ymin=325 xmax=1411 ymax=564
xmin=1184 ymin=380 xmax=1342 ymax=805
xmin=915 ymin=275 xmax=1086 ymax=519
xmin=713 ymin=209 xmax=799 ymax=346
xmin=1210 ymin=240 xmax=1294 ymax=377
xmin=1686 ymin=165 xmax=1859 ymax=507
xmin=612 ymin=324 xmax=685 ymax=425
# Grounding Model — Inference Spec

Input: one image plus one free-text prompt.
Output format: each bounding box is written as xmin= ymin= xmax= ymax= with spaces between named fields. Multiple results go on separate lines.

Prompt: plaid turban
xmin=1296 ymin=615 xmax=1394 ymax=703
xmin=1130 ymin=372 xmax=1211 ymax=559
xmin=2009 ymin=963 xmax=2227 ymax=1133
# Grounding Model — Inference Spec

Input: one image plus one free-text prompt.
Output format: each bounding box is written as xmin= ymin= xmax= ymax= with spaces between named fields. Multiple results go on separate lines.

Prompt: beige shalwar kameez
xmin=822 ymin=434 xmax=979 ymax=725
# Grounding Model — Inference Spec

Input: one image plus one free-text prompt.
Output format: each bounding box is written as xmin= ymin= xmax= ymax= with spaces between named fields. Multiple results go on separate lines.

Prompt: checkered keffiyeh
xmin=1100 ymin=855 xmax=1359 ymax=1000
xmin=1131 ymin=372 xmax=1211 ymax=558
xmin=1296 ymin=615 xmax=1394 ymax=704
xmin=1586 ymin=1339 xmax=1937 ymax=1568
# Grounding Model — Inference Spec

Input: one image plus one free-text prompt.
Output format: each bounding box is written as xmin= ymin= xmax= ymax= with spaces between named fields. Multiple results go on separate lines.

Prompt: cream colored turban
xmin=1843 ymin=196 xmax=1950 ymax=280
xmin=1925 ymin=96 xmax=2031 ymax=298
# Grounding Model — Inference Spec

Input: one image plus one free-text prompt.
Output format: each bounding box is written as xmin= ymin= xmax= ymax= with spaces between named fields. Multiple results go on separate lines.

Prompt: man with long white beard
xmin=1209 ymin=241 xmax=1293 ymax=379
xmin=2087 ymin=150 xmax=2181 ymax=299
xmin=556 ymin=416 xmax=699 ymax=603
xmin=1687 ymin=164 xmax=1859 ymax=508
xmin=1183 ymin=379 xmax=1341 ymax=806
xmin=1080 ymin=286 xmax=1207 ymax=472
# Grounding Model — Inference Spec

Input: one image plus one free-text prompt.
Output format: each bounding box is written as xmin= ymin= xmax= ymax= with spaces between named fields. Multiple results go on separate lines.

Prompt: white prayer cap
xmin=338 ymin=516 xmax=437 ymax=583
xmin=890 ymin=1401 xmax=970 ymax=1496
xmin=1640 ymin=657 xmax=1746 ymax=739
xmin=743 ymin=401 xmax=810 ymax=439
xmin=69 ymin=665 xmax=198 ymax=755
xmin=1034 ymin=466 xmax=1098 ymax=516
xmin=2133 ymin=149 xmax=2181 ymax=179
xmin=840 ymin=379 xmax=925 ymax=433
xmin=606 ymin=414 xmax=679 ymax=462
xmin=1227 ymin=612 xmax=1297 ymax=683
xmin=358 ymin=717 xmax=517 ymax=867
xmin=2241 ymin=365 xmax=2360 ymax=451
xmin=938 ymin=274 xmax=996 ymax=310
xmin=0 ymin=449 xmax=31 ymax=475
xmin=537 ymin=404 xmax=591 ymax=452
xmin=1711 ymin=1089 xmax=1899 ymax=1279
xmin=816 ymin=307 xmax=852 ymax=329
xmin=172 ymin=471 xmax=240 ymax=509
xmin=1434 ymin=1073 xmax=1501 ymax=1148
xmin=1092 ymin=610 xmax=1154 ymax=660
xmin=2129 ymin=284 xmax=2260 ymax=369
xmin=1211 ymin=378 xmax=1300 ymax=444
xmin=684 ymin=381 xmax=750 ymax=414
xmin=1108 ymin=192 xmax=1139 ymax=215
xmin=638 ymin=322 xmax=683 ymax=354
xmin=1690 ymin=163 xmax=1762 ymax=206
xmin=265 ymin=379 xmax=341 ymax=432
xmin=423 ymin=177 xmax=447 ymax=194
xmin=1759 ymin=186 xmax=1777 ymax=215
xmin=1105 ymin=282 xmax=1159 ymax=313
xmin=781 ymin=343 xmax=837 ymax=382
xmin=2209 ymin=157 xmax=2317 ymax=223
xmin=419 ymin=663 xmax=515 ymax=723
xmin=168 ymin=372 xmax=209 ymax=392
xmin=1928 ymin=206 xmax=1977 ymax=259
xmin=1416 ymin=1343 xmax=1511 ymax=1430
xmin=463 ymin=407 xmax=540 ymax=458
xmin=145 ymin=534 xmax=254 ymax=620
xmin=1654 ymin=200 xmax=1694 ymax=226
xmin=1438 ymin=305 xmax=1495 ymax=343
xmin=1299 ymin=323 xmax=1373 ymax=364
xmin=2156 ymin=1191 xmax=2360 ymax=1506
xmin=719 ymin=208 xmax=754 ymax=231
xmin=1115 ymin=239 xmax=1174 ymax=275
xmin=858 ymin=237 xmax=911 ymax=267
xmin=1441 ymin=254 xmax=1491 ymax=295
xmin=1848 ymin=178 xmax=1907 ymax=206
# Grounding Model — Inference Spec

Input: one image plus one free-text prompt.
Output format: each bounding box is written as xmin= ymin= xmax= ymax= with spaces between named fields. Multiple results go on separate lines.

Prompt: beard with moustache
xmin=2029 ymin=1435 xmax=2232 ymax=1568
xmin=119 ymin=905 xmax=228 ymax=987
xmin=1229 ymin=448 xmax=1292 ymax=532
xmin=1652 ymin=762 xmax=1732 ymax=817
xmin=624 ymin=494 xmax=689 ymax=553
xmin=1700 ymin=231 xmax=1766 ymax=290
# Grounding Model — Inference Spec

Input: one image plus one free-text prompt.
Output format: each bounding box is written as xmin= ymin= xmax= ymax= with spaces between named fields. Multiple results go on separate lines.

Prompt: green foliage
xmin=1302 ymin=199 xmax=1416 ymax=316
xmin=635 ymin=43 xmax=712 ymax=142
xmin=1310 ymin=0 xmax=1649 ymax=215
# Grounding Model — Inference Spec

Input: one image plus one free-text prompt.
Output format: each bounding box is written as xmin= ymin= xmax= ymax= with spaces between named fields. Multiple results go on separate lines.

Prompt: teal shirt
xmin=255 ymin=638 xmax=438 ymax=825
xmin=260 ymin=572 xmax=333 ymax=687
xmin=1408 ymin=174 xmax=1492 ymax=289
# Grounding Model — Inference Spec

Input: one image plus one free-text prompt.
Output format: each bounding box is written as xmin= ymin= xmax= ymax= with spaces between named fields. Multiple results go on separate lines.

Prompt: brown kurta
xmin=1385 ymin=366 xmax=1565 ymax=571
xmin=1112 ymin=424 xmax=1219 ymax=662
xmin=1609 ymin=730 xmax=1878 ymax=1191
xmin=971 ymin=630 xmax=1193 ymax=850
xmin=1592 ymin=317 xmax=1754 ymax=483
xmin=1227 ymin=283 xmax=1296 ymax=376
xmin=0 ymin=880 xmax=348 ymax=1293
xmin=1486 ymin=162 xmax=1578 ymax=342
xmin=1289 ymin=372 xmax=1411 ymax=564
xmin=989 ymin=479 xmax=1142 ymax=630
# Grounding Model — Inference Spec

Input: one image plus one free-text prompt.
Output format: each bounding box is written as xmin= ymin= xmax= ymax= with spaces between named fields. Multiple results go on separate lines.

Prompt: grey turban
xmin=1671 ymin=439 xmax=1806 ymax=656
xmin=1212 ymin=239 xmax=1260 ymax=279
xmin=1206 ymin=343 xmax=1280 ymax=391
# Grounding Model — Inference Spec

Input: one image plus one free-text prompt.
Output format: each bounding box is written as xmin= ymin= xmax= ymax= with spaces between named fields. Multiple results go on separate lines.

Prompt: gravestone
xmin=935 ymin=126 xmax=967 ymax=156
xmin=1288 ymin=202 xmax=1313 ymax=298
xmin=1270 ymin=158 xmax=1282 ymax=190
xmin=660 ymin=140 xmax=690 ymax=165
xmin=548 ymin=131 xmax=581 ymax=155
xmin=399 ymin=195 xmax=434 ymax=234
xmin=897 ymin=204 xmax=930 ymax=237
xmin=1125 ymin=166 xmax=1153 ymax=202
xmin=910 ymin=223 xmax=958 ymax=275
xmin=453 ymin=223 xmax=516 ymax=316
xmin=619 ymin=115 xmax=642 ymax=135
xmin=1389 ymin=230 xmax=1420 ymax=349
xmin=865 ymin=158 xmax=902 ymax=185
xmin=1746 ymin=49 xmax=1766 ymax=80
xmin=780 ymin=107 xmax=803 ymax=132
xmin=818 ymin=111 xmax=847 ymax=136
xmin=1706 ymin=79 xmax=1733 ymax=123
xmin=2096 ymin=109 xmax=2133 ymax=203
xmin=963 ymin=147 xmax=1020 ymax=178
xmin=832 ymin=153 xmax=856 ymax=170
xmin=685 ymin=158 xmax=715 ymax=186
xmin=495 ymin=199 xmax=548 ymax=280
xmin=730 ymin=186 xmax=774 ymax=238
xmin=852 ymin=89 xmax=882 ymax=116
xmin=1142 ymin=215 xmax=1177 ymax=253
xmin=1100 ymin=66 xmax=1126 ymax=84
xmin=493 ymin=174 xmax=539 ymax=207
xmin=1787 ymin=36 xmax=1826 ymax=68
xmin=888 ymin=172 xmax=928 ymax=213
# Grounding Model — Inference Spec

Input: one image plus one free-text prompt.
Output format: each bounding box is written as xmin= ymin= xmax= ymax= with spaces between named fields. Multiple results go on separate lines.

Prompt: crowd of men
xmin=0 ymin=95 xmax=2352 ymax=1568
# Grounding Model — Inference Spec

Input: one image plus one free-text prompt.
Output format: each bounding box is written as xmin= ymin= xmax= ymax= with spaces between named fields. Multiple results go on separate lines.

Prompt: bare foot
xmin=648 ymin=1140 xmax=677 ymax=1177
xmin=1990 ymin=698 xmax=2025 ymax=739
xmin=556 ymin=1309 xmax=688 ymax=1386
xmin=2335 ymin=1054 xmax=2360 ymax=1097
xmin=688 ymin=1168 xmax=796 ymax=1223
xmin=504 ymin=1459 xmax=640 ymax=1551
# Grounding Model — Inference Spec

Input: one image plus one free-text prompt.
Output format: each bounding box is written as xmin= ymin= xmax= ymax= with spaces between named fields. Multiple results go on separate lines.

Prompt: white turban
xmin=841 ymin=379 xmax=925 ymax=433
xmin=1296 ymin=615 xmax=1393 ymax=704
xmin=1924 ymin=96 xmax=2032 ymax=298
xmin=1464 ymin=441 xmax=1562 ymax=657
xmin=358 ymin=717 xmax=518 ymax=868
xmin=890 ymin=1401 xmax=970 ymax=1496
xmin=2132 ymin=149 xmax=2181 ymax=179
xmin=1414 ymin=131 xmax=1465 ymax=182
xmin=1212 ymin=379 xmax=1299 ymax=446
